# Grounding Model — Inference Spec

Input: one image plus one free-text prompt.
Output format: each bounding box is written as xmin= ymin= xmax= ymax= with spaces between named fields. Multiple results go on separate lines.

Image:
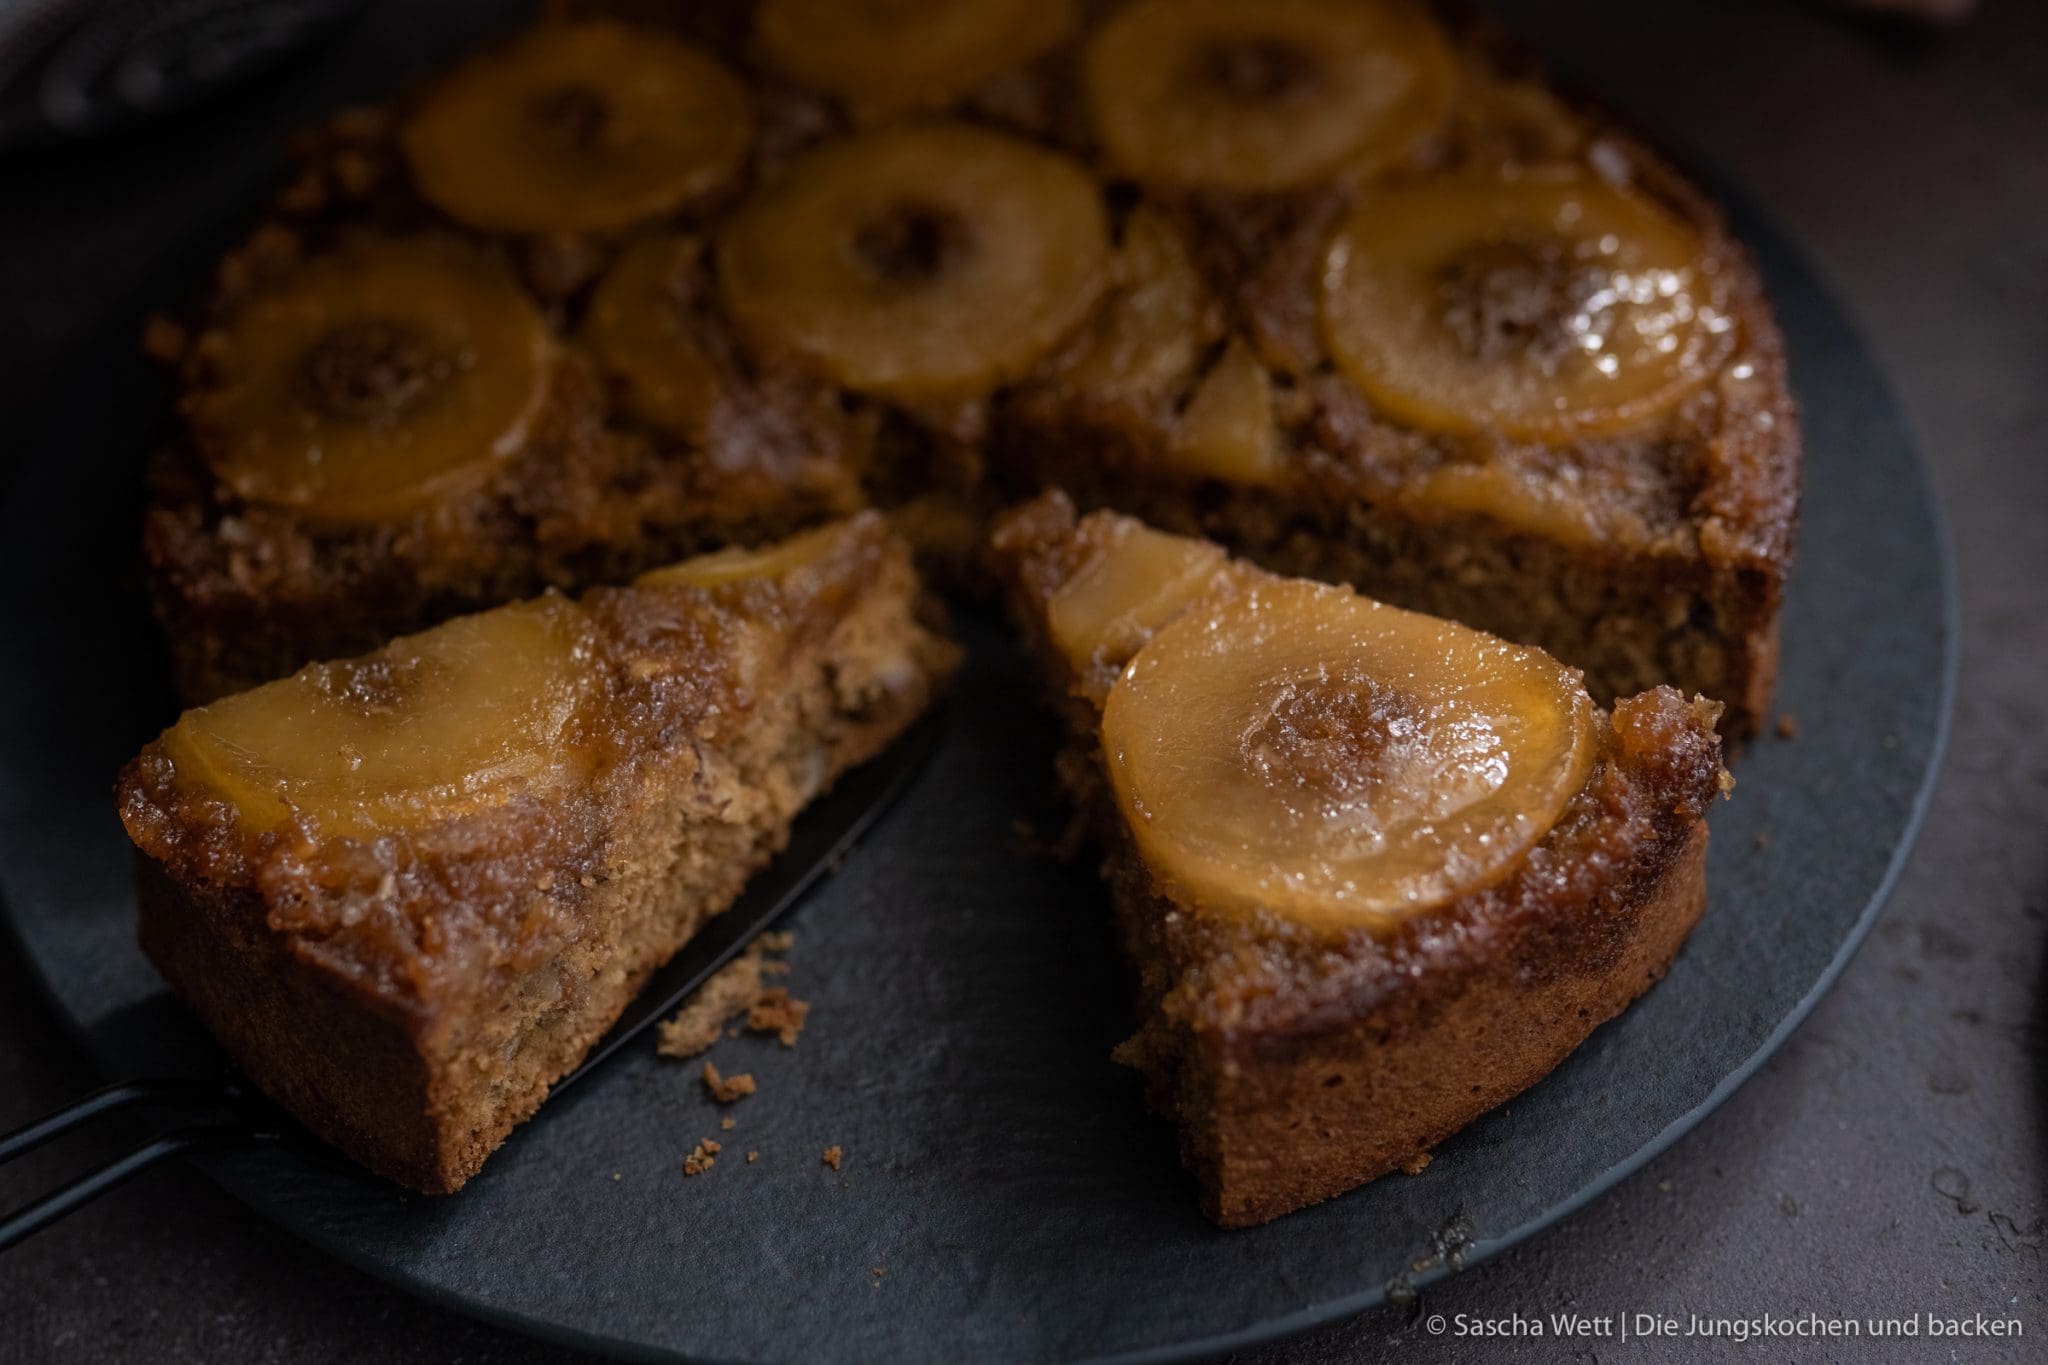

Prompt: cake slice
xmin=118 ymin=513 xmax=953 ymax=1193
xmin=992 ymin=492 xmax=1724 ymax=1226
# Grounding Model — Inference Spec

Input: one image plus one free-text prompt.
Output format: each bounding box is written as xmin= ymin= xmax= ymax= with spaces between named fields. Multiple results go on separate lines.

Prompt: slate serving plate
xmin=0 ymin=187 xmax=1952 ymax=1359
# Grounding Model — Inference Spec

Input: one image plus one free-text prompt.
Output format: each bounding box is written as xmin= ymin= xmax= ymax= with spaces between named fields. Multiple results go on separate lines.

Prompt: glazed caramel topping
xmin=298 ymin=319 xmax=453 ymax=423
xmin=1045 ymin=516 xmax=1240 ymax=685
xmin=186 ymin=236 xmax=555 ymax=524
xmin=1398 ymin=460 xmax=1620 ymax=551
xmin=1084 ymin=0 xmax=1454 ymax=193
xmin=1169 ymin=337 xmax=1289 ymax=486
xmin=1322 ymin=174 xmax=1736 ymax=441
xmin=1100 ymin=577 xmax=1596 ymax=930
xmin=529 ymin=85 xmax=612 ymax=146
xmin=1241 ymin=674 xmax=1423 ymax=799
xmin=162 ymin=597 xmax=601 ymax=840
xmin=578 ymin=233 xmax=722 ymax=441
xmin=1036 ymin=203 xmax=1208 ymax=406
xmin=851 ymin=202 xmax=973 ymax=285
xmin=718 ymin=122 xmax=1110 ymax=399
xmin=639 ymin=520 xmax=848 ymax=591
xmin=1195 ymin=36 xmax=1323 ymax=106
xmin=401 ymin=22 xmax=754 ymax=234
xmin=1437 ymin=236 xmax=1603 ymax=369
xmin=756 ymin=0 xmax=1076 ymax=112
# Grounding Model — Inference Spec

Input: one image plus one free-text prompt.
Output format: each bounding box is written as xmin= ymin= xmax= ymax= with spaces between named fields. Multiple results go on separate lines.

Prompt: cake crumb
xmin=822 ymin=1145 xmax=843 ymax=1171
xmin=747 ymin=1151 xmax=759 ymax=1163
xmin=658 ymin=936 xmax=800 ymax=1059
xmin=1399 ymin=1151 xmax=1432 ymax=1176
xmin=702 ymin=1061 xmax=757 ymax=1103
xmin=720 ymin=1116 xmax=736 ymax=1131
xmin=1775 ymin=712 xmax=1799 ymax=740
xmin=684 ymin=1138 xmax=722 ymax=1176
xmin=748 ymin=987 xmax=811 ymax=1047
xmin=658 ymin=949 xmax=765 ymax=1059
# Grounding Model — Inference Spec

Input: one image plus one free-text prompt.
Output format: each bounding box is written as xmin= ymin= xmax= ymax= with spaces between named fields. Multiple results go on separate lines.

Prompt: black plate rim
xmin=0 ymin=194 xmax=1959 ymax=1365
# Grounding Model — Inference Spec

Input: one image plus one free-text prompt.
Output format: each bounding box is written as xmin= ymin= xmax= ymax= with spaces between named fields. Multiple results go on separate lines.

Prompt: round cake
xmin=140 ymin=0 xmax=1797 ymax=729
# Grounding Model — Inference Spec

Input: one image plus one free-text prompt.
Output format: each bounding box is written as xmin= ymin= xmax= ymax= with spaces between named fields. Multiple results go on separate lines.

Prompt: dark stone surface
xmin=0 ymin=0 xmax=2041 ymax=1360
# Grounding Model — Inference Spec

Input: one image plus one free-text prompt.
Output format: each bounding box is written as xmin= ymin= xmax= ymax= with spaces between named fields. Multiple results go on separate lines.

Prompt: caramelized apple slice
xmin=756 ymin=0 xmax=1075 ymax=112
xmin=1170 ymin=338 xmax=1289 ymax=485
xmin=717 ymin=122 xmax=1110 ymax=400
xmin=579 ymin=233 xmax=722 ymax=441
xmin=402 ymin=22 xmax=754 ymax=234
xmin=1041 ymin=204 xmax=1209 ymax=406
xmin=1102 ymin=578 xmax=1596 ymax=929
xmin=163 ymin=597 xmax=601 ymax=839
xmin=1084 ymin=0 xmax=1453 ymax=193
xmin=1401 ymin=460 xmax=1626 ymax=550
xmin=1321 ymin=173 xmax=1736 ymax=440
xmin=1044 ymin=516 xmax=1243 ymax=691
xmin=186 ymin=236 xmax=555 ymax=524
xmin=639 ymin=521 xmax=849 ymax=590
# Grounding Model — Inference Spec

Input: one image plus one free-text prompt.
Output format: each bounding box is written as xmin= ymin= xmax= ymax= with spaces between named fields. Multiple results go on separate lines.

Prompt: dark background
xmin=2 ymin=0 xmax=2043 ymax=1360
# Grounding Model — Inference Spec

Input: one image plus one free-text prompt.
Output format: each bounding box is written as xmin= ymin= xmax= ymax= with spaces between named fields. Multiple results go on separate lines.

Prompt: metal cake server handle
xmin=0 ymin=711 xmax=943 ymax=1251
